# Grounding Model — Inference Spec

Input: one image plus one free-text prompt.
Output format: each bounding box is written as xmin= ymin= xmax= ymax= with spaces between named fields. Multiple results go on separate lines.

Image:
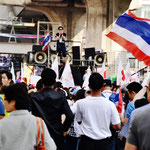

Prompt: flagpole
xmin=131 ymin=66 xmax=147 ymax=76
xmin=47 ymin=45 xmax=50 ymax=68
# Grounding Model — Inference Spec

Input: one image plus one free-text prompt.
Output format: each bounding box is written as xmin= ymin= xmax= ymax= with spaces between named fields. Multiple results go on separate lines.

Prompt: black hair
xmin=89 ymin=73 xmax=104 ymax=91
xmin=126 ymin=82 xmax=142 ymax=94
xmin=41 ymin=68 xmax=56 ymax=86
xmin=121 ymin=87 xmax=127 ymax=94
xmin=36 ymin=79 xmax=43 ymax=91
xmin=0 ymin=71 xmax=12 ymax=80
xmin=54 ymin=81 xmax=63 ymax=90
xmin=104 ymin=79 xmax=112 ymax=87
xmin=124 ymin=91 xmax=130 ymax=110
xmin=134 ymin=98 xmax=149 ymax=108
xmin=58 ymin=26 xmax=63 ymax=30
xmin=2 ymin=83 xmax=29 ymax=110
xmin=74 ymin=89 xmax=86 ymax=102
xmin=63 ymin=87 xmax=71 ymax=99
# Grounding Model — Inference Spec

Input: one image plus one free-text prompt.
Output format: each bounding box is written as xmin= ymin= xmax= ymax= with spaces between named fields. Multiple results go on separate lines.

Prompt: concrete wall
xmin=0 ymin=43 xmax=32 ymax=54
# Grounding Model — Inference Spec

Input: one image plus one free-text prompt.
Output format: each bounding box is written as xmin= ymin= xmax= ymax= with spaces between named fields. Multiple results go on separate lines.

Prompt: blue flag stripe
xmin=42 ymin=35 xmax=50 ymax=47
xmin=116 ymin=13 xmax=150 ymax=45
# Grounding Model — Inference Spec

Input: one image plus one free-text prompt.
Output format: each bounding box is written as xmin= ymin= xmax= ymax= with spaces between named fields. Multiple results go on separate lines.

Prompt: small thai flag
xmin=41 ymin=31 xmax=50 ymax=51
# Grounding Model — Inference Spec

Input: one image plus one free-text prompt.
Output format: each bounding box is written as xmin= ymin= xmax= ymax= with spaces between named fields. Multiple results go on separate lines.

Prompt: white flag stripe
xmin=112 ymin=24 xmax=150 ymax=56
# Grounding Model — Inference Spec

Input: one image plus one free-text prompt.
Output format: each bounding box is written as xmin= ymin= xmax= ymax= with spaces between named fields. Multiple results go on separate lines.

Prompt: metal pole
xmin=47 ymin=45 xmax=50 ymax=68
xmin=37 ymin=21 xmax=40 ymax=44
xmin=131 ymin=66 xmax=147 ymax=76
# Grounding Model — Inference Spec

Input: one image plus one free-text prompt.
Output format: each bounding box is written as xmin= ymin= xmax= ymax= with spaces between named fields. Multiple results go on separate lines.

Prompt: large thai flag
xmin=41 ymin=31 xmax=50 ymax=51
xmin=106 ymin=11 xmax=150 ymax=66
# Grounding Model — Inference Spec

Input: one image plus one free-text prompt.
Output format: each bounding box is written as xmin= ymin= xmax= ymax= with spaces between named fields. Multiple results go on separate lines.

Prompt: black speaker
xmin=59 ymin=65 xmax=83 ymax=86
xmin=84 ymin=47 xmax=95 ymax=60
xmin=72 ymin=46 xmax=80 ymax=65
xmin=32 ymin=45 xmax=42 ymax=53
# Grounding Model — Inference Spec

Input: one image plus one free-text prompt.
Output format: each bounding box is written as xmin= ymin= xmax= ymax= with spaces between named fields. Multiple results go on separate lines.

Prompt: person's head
xmin=36 ymin=79 xmax=43 ymax=92
xmin=58 ymin=26 xmax=64 ymax=34
xmin=126 ymin=82 xmax=142 ymax=101
xmin=2 ymin=83 xmax=29 ymax=112
xmin=103 ymin=79 xmax=112 ymax=90
xmin=41 ymin=68 xmax=56 ymax=87
xmin=121 ymin=87 xmax=127 ymax=98
xmin=89 ymin=73 xmax=104 ymax=91
xmin=74 ymin=89 xmax=86 ymax=102
xmin=85 ymin=89 xmax=91 ymax=97
xmin=54 ymin=81 xmax=63 ymax=91
xmin=0 ymin=71 xmax=12 ymax=86
xmin=63 ymin=87 xmax=71 ymax=99
xmin=111 ymin=82 xmax=117 ymax=94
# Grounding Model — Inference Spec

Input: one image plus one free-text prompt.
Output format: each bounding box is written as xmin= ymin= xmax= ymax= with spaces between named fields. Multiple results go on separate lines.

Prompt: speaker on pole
xmin=72 ymin=46 xmax=80 ymax=65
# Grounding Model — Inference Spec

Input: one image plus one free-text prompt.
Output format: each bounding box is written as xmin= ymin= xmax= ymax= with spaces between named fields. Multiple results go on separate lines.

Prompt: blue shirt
xmin=126 ymin=101 xmax=135 ymax=118
xmin=0 ymin=98 xmax=5 ymax=116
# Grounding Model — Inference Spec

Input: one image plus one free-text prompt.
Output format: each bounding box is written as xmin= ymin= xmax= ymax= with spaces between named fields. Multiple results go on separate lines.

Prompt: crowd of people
xmin=0 ymin=68 xmax=150 ymax=150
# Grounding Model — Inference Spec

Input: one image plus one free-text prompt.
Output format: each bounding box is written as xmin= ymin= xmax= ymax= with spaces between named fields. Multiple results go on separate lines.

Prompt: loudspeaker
xmin=94 ymin=52 xmax=107 ymax=66
xmin=32 ymin=45 xmax=42 ymax=52
xmin=34 ymin=51 xmax=47 ymax=64
xmin=50 ymin=41 xmax=57 ymax=51
xmin=27 ymin=52 xmax=34 ymax=64
xmin=26 ymin=51 xmax=47 ymax=64
xmin=72 ymin=46 xmax=80 ymax=65
xmin=84 ymin=47 xmax=95 ymax=60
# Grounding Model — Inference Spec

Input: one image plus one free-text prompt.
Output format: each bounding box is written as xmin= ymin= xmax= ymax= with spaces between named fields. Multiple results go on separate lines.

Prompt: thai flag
xmin=116 ymin=86 xmax=123 ymax=113
xmin=41 ymin=31 xmax=50 ymax=51
xmin=106 ymin=11 xmax=150 ymax=66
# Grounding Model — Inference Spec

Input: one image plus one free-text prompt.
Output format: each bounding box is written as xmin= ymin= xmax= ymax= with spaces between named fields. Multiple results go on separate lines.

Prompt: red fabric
xmin=128 ymin=10 xmax=150 ymax=21
xmin=121 ymin=70 xmax=125 ymax=81
xmin=117 ymin=86 xmax=123 ymax=113
xmin=104 ymin=70 xmax=106 ymax=79
xmin=106 ymin=32 xmax=150 ymax=66
xmin=42 ymin=44 xmax=49 ymax=52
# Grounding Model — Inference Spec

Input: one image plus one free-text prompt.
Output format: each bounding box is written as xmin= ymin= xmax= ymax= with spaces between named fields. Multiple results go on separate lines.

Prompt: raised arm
xmin=133 ymin=78 xmax=150 ymax=104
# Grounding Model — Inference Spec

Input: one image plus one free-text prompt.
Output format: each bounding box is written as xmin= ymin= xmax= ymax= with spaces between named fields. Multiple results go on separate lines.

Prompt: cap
xmin=58 ymin=26 xmax=63 ymax=30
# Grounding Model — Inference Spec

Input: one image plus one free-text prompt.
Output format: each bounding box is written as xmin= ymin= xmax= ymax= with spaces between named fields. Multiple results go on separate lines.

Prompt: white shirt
xmin=0 ymin=110 xmax=56 ymax=150
xmin=102 ymin=90 xmax=112 ymax=99
xmin=75 ymin=96 xmax=120 ymax=140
